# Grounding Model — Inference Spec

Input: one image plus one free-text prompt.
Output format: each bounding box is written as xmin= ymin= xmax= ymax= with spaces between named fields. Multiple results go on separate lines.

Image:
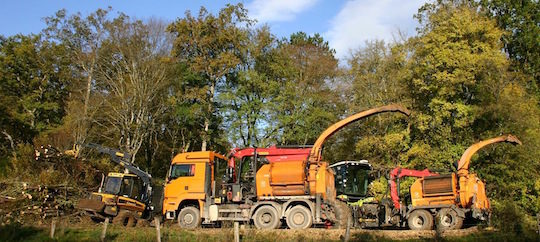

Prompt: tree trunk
xmin=170 ymin=134 xmax=177 ymax=161
xmin=2 ymin=130 xmax=17 ymax=161
xmin=76 ymin=71 xmax=93 ymax=148
xmin=83 ymin=73 xmax=92 ymax=118
xmin=201 ymin=82 xmax=216 ymax=151
xmin=201 ymin=118 xmax=209 ymax=151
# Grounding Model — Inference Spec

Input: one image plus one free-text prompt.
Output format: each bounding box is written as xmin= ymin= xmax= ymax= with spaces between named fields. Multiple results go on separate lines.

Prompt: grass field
xmin=1 ymin=223 xmax=539 ymax=242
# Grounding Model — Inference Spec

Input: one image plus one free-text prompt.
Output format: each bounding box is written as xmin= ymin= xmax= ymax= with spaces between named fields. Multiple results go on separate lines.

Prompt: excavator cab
xmin=79 ymin=172 xmax=148 ymax=223
xmin=100 ymin=173 xmax=145 ymax=201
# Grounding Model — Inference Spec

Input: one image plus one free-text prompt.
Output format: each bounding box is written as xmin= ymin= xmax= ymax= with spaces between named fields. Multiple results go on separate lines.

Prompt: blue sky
xmin=0 ymin=0 xmax=426 ymax=59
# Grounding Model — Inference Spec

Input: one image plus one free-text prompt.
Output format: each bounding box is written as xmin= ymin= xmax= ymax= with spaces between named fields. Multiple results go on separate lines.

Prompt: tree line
xmin=0 ymin=0 xmax=538 ymax=232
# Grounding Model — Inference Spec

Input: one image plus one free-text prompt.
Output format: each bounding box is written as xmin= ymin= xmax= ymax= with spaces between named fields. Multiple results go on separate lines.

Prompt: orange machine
xmin=163 ymin=104 xmax=411 ymax=230
xmin=405 ymin=135 xmax=522 ymax=230
xmin=232 ymin=104 xmax=410 ymax=228
xmin=255 ymin=104 xmax=410 ymax=199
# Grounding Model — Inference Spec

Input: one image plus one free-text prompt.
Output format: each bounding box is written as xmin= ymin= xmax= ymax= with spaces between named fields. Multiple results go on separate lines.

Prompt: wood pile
xmin=0 ymin=182 xmax=89 ymax=225
xmin=1 ymin=145 xmax=112 ymax=226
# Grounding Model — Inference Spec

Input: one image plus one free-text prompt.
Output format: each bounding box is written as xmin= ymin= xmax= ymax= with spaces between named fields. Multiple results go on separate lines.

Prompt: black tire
xmin=408 ymin=209 xmax=433 ymax=230
xmin=286 ymin=205 xmax=313 ymax=229
xmin=177 ymin=206 xmax=201 ymax=229
xmin=253 ymin=205 xmax=280 ymax=229
xmin=436 ymin=208 xmax=463 ymax=230
xmin=113 ymin=210 xmax=137 ymax=227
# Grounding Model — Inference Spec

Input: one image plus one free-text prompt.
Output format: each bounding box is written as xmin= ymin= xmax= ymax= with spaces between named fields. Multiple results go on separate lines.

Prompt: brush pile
xmin=0 ymin=145 xmax=108 ymax=226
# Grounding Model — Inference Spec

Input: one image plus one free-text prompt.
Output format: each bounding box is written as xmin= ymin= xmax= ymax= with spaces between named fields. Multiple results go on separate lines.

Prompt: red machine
xmin=388 ymin=168 xmax=439 ymax=210
xmin=227 ymin=146 xmax=311 ymax=168
xmin=226 ymin=146 xmax=312 ymax=183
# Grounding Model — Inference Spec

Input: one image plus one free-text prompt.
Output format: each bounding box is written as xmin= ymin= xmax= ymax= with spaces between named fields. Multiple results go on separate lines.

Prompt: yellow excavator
xmin=76 ymin=143 xmax=162 ymax=226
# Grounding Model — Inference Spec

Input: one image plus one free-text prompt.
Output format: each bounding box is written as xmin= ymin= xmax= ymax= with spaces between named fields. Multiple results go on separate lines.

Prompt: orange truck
xmin=161 ymin=149 xmax=337 ymax=229
xmin=161 ymin=104 xmax=411 ymax=229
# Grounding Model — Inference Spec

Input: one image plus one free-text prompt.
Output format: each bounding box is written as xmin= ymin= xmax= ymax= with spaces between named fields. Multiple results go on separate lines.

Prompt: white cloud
xmin=248 ymin=0 xmax=318 ymax=23
xmin=324 ymin=0 xmax=425 ymax=60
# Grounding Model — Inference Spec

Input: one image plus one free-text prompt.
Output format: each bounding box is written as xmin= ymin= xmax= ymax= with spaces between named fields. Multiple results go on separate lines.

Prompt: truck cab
xmin=162 ymin=151 xmax=227 ymax=228
xmin=330 ymin=160 xmax=372 ymax=202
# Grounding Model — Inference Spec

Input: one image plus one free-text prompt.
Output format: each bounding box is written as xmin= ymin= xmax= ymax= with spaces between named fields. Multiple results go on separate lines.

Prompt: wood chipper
xmin=336 ymin=134 xmax=522 ymax=230
xmin=404 ymin=134 xmax=522 ymax=230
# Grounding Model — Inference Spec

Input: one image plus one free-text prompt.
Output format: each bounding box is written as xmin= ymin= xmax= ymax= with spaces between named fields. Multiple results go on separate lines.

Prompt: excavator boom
xmin=308 ymin=104 xmax=411 ymax=163
xmin=80 ymin=143 xmax=152 ymax=185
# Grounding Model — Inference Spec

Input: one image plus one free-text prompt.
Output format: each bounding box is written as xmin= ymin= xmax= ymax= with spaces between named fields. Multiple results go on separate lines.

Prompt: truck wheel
xmin=408 ymin=209 xmax=433 ymax=230
xmin=113 ymin=210 xmax=137 ymax=227
xmin=286 ymin=205 xmax=313 ymax=229
xmin=436 ymin=208 xmax=463 ymax=230
xmin=178 ymin=206 xmax=200 ymax=229
xmin=253 ymin=205 xmax=280 ymax=229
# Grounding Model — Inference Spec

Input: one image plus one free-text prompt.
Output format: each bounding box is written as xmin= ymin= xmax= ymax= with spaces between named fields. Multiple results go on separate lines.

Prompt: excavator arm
xmin=80 ymin=143 xmax=152 ymax=186
xmin=457 ymin=134 xmax=522 ymax=177
xmin=308 ymin=104 xmax=411 ymax=164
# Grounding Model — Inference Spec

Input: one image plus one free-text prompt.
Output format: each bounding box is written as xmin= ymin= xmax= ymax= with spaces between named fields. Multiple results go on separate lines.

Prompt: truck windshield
xmin=103 ymin=177 xmax=122 ymax=194
xmin=335 ymin=164 xmax=370 ymax=197
xmin=169 ymin=164 xmax=195 ymax=181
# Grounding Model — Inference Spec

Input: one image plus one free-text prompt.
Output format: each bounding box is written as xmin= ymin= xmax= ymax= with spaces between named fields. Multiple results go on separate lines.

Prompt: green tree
xmin=480 ymin=0 xmax=540 ymax=98
xmin=476 ymin=83 xmax=540 ymax=216
xmin=266 ymin=32 xmax=341 ymax=145
xmin=43 ymin=8 xmax=113 ymax=149
xmin=325 ymin=40 xmax=411 ymax=166
xmin=348 ymin=40 xmax=409 ymax=108
xmin=219 ymin=26 xmax=276 ymax=147
xmin=405 ymin=2 xmax=509 ymax=169
xmin=166 ymin=62 xmax=206 ymax=153
xmin=168 ymin=4 xmax=252 ymax=151
xmin=0 ymin=34 xmax=70 ymax=160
